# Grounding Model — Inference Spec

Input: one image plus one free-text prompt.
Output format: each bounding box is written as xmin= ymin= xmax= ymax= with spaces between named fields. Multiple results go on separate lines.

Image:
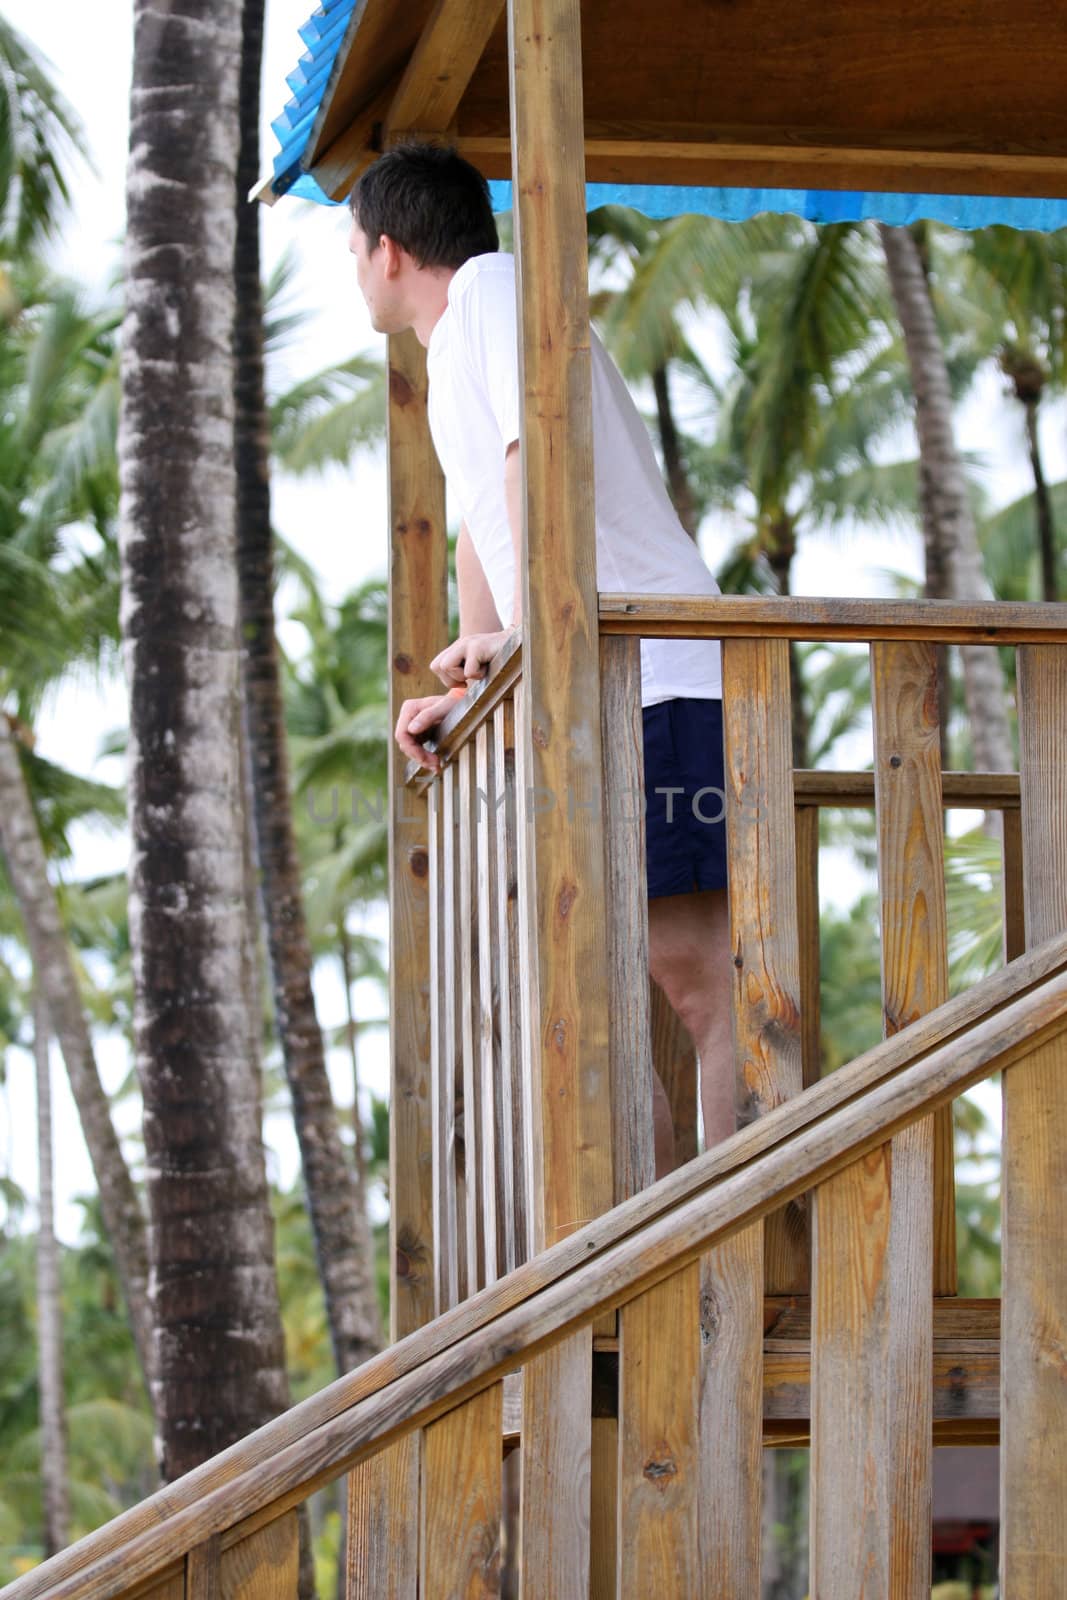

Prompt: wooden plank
xmin=388 ymin=328 xmax=447 ymax=1340
xmin=508 ymin=0 xmax=615 ymax=1250
xmin=871 ymin=641 xmax=943 ymax=1592
xmin=421 ymin=1385 xmax=502 ymax=1598
xmin=764 ymin=1339 xmax=1001 ymax=1429
xmin=1001 ymin=807 xmax=1027 ymax=963
xmin=434 ymin=770 xmax=461 ymax=1313
xmin=794 ymin=768 xmax=1020 ymax=810
xmin=589 ymin=1417 xmax=618 ymax=1600
xmin=458 ymin=740 xmax=486 ymax=1294
xmin=384 ymin=0 xmax=504 ymax=141
xmin=519 ymin=1329 xmax=592 ymax=1595
xmin=138 ymin=1575 xmax=184 ymax=1600
xmin=698 ymin=1232 xmax=763 ymax=1595
xmin=618 ymin=1262 xmax=702 ymax=1595
xmin=347 ymin=1437 xmax=420 ymax=1599
xmin=1003 ymin=644 xmax=1067 ymax=1592
xmin=219 ymin=1514 xmax=299 ymax=1599
xmin=475 ymin=721 xmax=504 ymax=1285
xmin=600 ymin=636 xmax=655 ymax=1202
xmin=18 ymin=959 xmax=1067 ymax=1600
xmin=599 ymin=593 xmax=1067 ymax=645
xmin=185 ymin=1535 xmax=220 ymax=1599
xmin=810 ymin=1147 xmax=893 ymax=1596
xmin=721 ymin=637 xmax=806 ymax=1296
xmin=650 ymin=982 xmax=698 ymax=1166
xmin=493 ymin=700 xmax=528 ymax=1271
xmin=795 ymin=803 xmax=821 ymax=1090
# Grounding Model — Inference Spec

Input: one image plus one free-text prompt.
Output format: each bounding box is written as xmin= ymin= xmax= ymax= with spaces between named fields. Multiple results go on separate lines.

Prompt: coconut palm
xmin=0 ymin=17 xmax=84 ymax=256
xmin=32 ymin=993 xmax=68 ymax=1557
xmin=120 ymin=0 xmax=291 ymax=1479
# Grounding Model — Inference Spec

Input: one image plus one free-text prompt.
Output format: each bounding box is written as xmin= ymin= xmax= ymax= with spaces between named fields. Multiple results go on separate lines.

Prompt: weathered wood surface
xmin=599 ymin=594 xmax=1067 ymax=643
xmin=1001 ymin=806 xmax=1027 ymax=964
xmin=871 ymin=640 xmax=943 ymax=1589
xmin=16 ymin=937 xmax=1067 ymax=1600
xmin=1002 ymin=645 xmax=1067 ymax=1593
xmin=698 ymin=1231 xmax=763 ymax=1595
xmin=185 ymin=1535 xmax=220 ymax=1599
xmin=508 ymin=0 xmax=615 ymax=1250
xmin=384 ymin=0 xmax=504 ymax=141
xmin=492 ymin=700 xmax=529 ymax=1270
xmin=618 ymin=1264 xmax=701 ymax=1596
xmin=722 ymin=637 xmax=806 ymax=1295
xmin=811 ymin=1146 xmax=893 ymax=1597
xmin=600 ymin=636 xmax=654 ymax=1202
xmin=347 ymin=1436 xmax=420 ymax=1600
xmin=794 ymin=767 xmax=1020 ymax=809
xmin=651 ymin=982 xmax=698 ymax=1166
xmin=588 ymin=1416 xmax=618 ymax=1600
xmin=388 ymin=329 xmax=447 ymax=1340
xmin=458 ymin=740 xmax=486 ymax=1293
xmin=219 ymin=1515 xmax=299 ymax=1600
xmin=519 ymin=1329 xmax=591 ymax=1596
xmin=136 ymin=1576 xmax=184 ymax=1600
xmin=795 ymin=804 xmax=821 ymax=1090
xmin=429 ymin=780 xmax=459 ymax=1316
xmin=475 ymin=721 xmax=503 ymax=1283
xmin=421 ymin=1385 xmax=502 ymax=1598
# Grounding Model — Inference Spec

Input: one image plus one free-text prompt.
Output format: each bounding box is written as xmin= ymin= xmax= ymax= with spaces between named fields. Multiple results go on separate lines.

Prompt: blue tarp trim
xmin=270 ymin=3 xmax=1067 ymax=231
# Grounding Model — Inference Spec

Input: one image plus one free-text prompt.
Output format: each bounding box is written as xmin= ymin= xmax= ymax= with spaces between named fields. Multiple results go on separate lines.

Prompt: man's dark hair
xmin=349 ymin=144 xmax=498 ymax=270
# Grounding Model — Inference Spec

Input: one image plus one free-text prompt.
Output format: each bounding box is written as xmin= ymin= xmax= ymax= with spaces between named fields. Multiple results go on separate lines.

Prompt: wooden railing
xmin=7 ymin=931 xmax=1067 ymax=1598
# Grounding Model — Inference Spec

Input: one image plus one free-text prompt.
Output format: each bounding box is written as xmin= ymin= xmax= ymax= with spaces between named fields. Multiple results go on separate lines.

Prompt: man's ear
xmin=379 ymin=235 xmax=404 ymax=278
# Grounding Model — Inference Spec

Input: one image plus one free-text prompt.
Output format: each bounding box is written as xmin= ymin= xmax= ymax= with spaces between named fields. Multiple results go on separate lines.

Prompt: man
xmin=349 ymin=144 xmax=734 ymax=1170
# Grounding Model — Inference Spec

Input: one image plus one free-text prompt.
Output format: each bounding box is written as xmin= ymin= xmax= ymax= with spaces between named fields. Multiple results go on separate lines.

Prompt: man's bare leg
xmin=647 ymin=887 xmax=733 ymax=1175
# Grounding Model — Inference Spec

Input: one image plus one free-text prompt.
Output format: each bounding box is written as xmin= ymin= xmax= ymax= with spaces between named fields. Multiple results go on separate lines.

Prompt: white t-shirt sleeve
xmin=454 ymin=264 xmax=521 ymax=452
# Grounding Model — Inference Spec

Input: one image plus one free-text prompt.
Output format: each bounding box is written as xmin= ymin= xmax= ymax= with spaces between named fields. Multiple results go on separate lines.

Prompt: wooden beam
xmin=599 ymin=594 xmax=1067 ymax=645
xmin=384 ymin=0 xmax=504 ymax=142
xmin=794 ymin=768 xmax=1020 ymax=811
xmin=508 ymin=0 xmax=615 ymax=1250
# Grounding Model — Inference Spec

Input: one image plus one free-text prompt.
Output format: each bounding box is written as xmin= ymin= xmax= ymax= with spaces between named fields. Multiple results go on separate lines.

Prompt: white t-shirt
xmin=426 ymin=252 xmax=722 ymax=707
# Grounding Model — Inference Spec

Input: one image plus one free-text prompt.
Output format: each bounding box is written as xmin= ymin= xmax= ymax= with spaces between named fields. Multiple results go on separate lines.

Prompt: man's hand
xmin=430 ymin=627 xmax=516 ymax=689
xmin=395 ymin=689 xmax=465 ymax=773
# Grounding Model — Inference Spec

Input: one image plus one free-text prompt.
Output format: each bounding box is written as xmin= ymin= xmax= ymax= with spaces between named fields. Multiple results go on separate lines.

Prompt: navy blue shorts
xmin=642 ymin=698 xmax=728 ymax=899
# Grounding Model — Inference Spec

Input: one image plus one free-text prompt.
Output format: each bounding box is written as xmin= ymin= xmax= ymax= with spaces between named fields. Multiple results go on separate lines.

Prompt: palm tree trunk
xmin=879 ymin=224 xmax=1014 ymax=773
xmin=1023 ymin=399 xmax=1058 ymax=602
xmin=234 ymin=0 xmax=381 ymax=1374
xmin=764 ymin=516 xmax=809 ymax=768
xmin=0 ymin=717 xmax=153 ymax=1391
xmin=652 ymin=364 xmax=699 ymax=539
xmin=121 ymin=0 xmax=292 ymax=1481
xmin=34 ymin=991 xmax=70 ymax=1558
xmin=339 ymin=926 xmax=369 ymax=1195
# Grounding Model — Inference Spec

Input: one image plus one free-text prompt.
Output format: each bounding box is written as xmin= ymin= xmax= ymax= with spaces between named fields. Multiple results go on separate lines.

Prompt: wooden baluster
xmin=618 ymin=1263 xmax=702 ymax=1595
xmin=810 ymin=1148 xmax=893 ymax=1594
xmin=459 ymin=741 xmax=486 ymax=1294
xmin=519 ymin=1330 xmax=593 ymax=1597
xmin=186 ymin=1535 xmax=220 ymax=1598
xmin=494 ymin=699 xmax=528 ymax=1271
xmin=476 ymin=721 xmax=504 ymax=1285
xmin=722 ymin=635 xmax=806 ymax=1291
xmin=435 ymin=771 xmax=461 ymax=1313
xmin=1002 ymin=643 xmax=1067 ymax=1592
xmin=600 ymin=635 xmax=654 ymax=1203
xmin=699 ymin=1230 xmax=764 ymax=1592
xmin=872 ymin=638 xmax=945 ymax=1592
xmin=1001 ymin=804 xmax=1027 ymax=964
xmin=387 ymin=326 xmax=446 ymax=1339
xmin=349 ymin=1438 xmax=421 ymax=1600
xmin=220 ymin=1514 xmax=299 ymax=1598
xmin=143 ymin=1574 xmax=184 ymax=1600
xmin=421 ymin=1386 xmax=503 ymax=1599
xmin=795 ymin=802 xmax=822 ymax=1089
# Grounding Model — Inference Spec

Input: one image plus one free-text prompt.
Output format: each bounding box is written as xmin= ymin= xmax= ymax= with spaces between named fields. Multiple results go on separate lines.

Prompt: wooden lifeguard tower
xmin=10 ymin=1 xmax=1067 ymax=1595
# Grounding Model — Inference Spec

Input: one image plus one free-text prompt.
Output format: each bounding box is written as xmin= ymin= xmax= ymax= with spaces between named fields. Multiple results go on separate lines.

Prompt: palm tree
xmin=0 ymin=17 xmax=84 ymax=256
xmin=879 ymin=223 xmax=1015 ymax=774
xmin=234 ymin=0 xmax=381 ymax=1377
xmin=32 ymin=991 xmax=69 ymax=1557
xmin=120 ymin=0 xmax=291 ymax=1479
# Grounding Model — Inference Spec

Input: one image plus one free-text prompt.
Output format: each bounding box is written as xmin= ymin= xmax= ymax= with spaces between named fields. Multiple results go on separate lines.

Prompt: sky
xmin=3 ymin=0 xmax=1053 ymax=1232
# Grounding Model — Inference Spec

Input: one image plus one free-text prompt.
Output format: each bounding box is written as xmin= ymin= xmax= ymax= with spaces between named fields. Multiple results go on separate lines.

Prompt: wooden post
xmin=386 ymin=327 xmax=448 ymax=1340
xmin=350 ymin=327 xmax=446 ymax=1600
xmin=508 ymin=0 xmax=615 ymax=1255
xmin=871 ymin=639 xmax=945 ymax=1594
xmin=1002 ymin=643 xmax=1067 ymax=1593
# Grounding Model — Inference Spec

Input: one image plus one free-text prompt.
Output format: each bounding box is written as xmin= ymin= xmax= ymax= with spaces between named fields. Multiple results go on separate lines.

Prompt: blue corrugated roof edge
xmin=268 ymin=7 xmax=1067 ymax=230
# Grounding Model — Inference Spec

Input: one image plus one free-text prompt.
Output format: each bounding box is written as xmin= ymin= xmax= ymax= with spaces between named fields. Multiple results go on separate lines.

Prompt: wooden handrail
xmin=793 ymin=769 xmax=1021 ymax=809
xmin=11 ymin=931 xmax=1067 ymax=1600
xmin=600 ymin=593 xmax=1067 ymax=642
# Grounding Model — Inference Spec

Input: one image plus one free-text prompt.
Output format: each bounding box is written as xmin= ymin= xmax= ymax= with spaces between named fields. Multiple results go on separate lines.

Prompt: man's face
xmin=348 ymin=219 xmax=406 ymax=335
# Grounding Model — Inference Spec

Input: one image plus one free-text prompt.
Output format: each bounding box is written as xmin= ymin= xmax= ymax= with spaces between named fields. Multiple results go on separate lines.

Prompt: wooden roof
xmin=303 ymin=0 xmax=1067 ymax=203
